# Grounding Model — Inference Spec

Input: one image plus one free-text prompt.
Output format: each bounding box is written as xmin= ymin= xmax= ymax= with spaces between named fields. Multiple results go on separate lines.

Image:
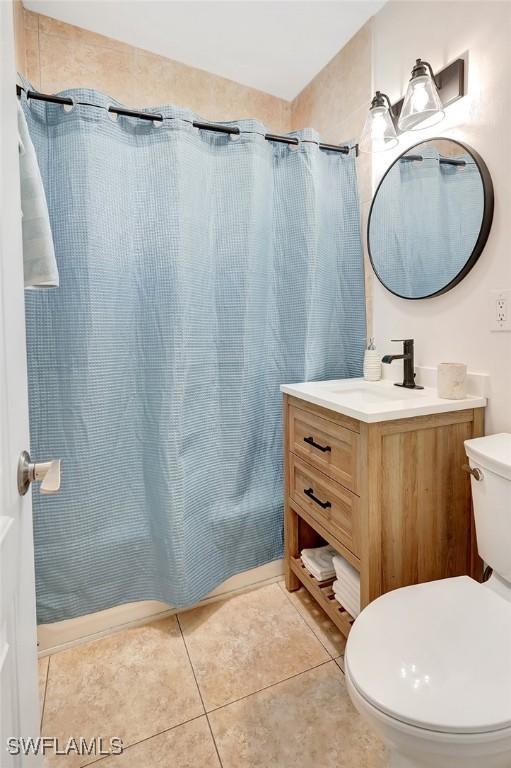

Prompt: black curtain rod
xmin=401 ymin=153 xmax=467 ymax=167
xmin=17 ymin=85 xmax=357 ymax=156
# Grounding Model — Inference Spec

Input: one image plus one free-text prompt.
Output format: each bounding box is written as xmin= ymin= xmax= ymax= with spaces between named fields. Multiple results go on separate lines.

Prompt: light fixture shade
xmin=398 ymin=61 xmax=445 ymax=131
xmin=359 ymin=97 xmax=399 ymax=154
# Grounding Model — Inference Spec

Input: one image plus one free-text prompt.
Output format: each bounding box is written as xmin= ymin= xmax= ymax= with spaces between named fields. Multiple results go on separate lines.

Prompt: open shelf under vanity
xmin=289 ymin=556 xmax=355 ymax=637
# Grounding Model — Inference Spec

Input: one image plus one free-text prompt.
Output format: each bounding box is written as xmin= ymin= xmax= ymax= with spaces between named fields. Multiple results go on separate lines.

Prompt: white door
xmin=0 ymin=1 xmax=42 ymax=765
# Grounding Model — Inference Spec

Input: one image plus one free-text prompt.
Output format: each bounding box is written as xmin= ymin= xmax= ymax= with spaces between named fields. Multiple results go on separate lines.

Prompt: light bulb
xmin=359 ymin=93 xmax=398 ymax=153
xmin=370 ymin=110 xmax=387 ymax=139
xmin=410 ymin=80 xmax=430 ymax=113
xmin=398 ymin=59 xmax=445 ymax=132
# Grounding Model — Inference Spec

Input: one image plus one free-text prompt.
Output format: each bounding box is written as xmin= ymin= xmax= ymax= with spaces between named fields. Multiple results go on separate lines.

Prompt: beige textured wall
xmin=17 ymin=8 xmax=291 ymax=132
xmin=12 ymin=0 xmax=25 ymax=74
xmin=291 ymin=22 xmax=372 ymax=201
xmin=290 ymin=21 xmax=373 ymax=334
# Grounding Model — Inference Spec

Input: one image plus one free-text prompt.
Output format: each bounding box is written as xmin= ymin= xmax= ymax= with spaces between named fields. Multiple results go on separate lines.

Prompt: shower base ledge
xmin=37 ymin=559 xmax=284 ymax=655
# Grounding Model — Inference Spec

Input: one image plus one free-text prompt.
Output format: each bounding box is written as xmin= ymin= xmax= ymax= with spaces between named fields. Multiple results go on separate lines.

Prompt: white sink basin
xmin=280 ymin=378 xmax=486 ymax=423
xmin=330 ymin=384 xmax=427 ymax=404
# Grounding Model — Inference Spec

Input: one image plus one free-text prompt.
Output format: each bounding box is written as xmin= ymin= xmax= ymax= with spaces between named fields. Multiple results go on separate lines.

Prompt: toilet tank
xmin=464 ymin=434 xmax=511 ymax=581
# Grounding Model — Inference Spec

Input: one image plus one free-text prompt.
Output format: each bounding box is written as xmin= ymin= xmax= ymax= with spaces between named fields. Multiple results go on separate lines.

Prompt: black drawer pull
xmin=304 ymin=436 xmax=331 ymax=453
xmin=304 ymin=487 xmax=331 ymax=509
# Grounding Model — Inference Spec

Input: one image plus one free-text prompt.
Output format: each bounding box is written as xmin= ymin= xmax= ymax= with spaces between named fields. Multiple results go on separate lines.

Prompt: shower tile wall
xmin=291 ymin=21 xmax=374 ymax=335
xmin=14 ymin=5 xmax=292 ymax=132
xmin=12 ymin=0 xmax=25 ymax=74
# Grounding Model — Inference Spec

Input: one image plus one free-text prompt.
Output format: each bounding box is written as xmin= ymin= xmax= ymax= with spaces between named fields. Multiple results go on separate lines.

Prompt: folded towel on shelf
xmin=332 ymin=554 xmax=359 ymax=584
xmin=333 ymin=582 xmax=360 ymax=617
xmin=331 ymin=553 xmax=361 ymax=617
xmin=333 ymin=590 xmax=360 ymax=619
xmin=333 ymin=572 xmax=359 ymax=594
xmin=301 ymin=556 xmax=335 ymax=582
xmin=301 ymin=545 xmax=337 ymax=581
xmin=333 ymin=590 xmax=360 ymax=617
xmin=302 ymin=545 xmax=337 ymax=570
xmin=333 ymin=578 xmax=360 ymax=603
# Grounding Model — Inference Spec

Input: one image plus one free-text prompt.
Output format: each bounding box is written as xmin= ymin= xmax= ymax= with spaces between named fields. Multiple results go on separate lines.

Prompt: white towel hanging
xmin=18 ymin=102 xmax=59 ymax=289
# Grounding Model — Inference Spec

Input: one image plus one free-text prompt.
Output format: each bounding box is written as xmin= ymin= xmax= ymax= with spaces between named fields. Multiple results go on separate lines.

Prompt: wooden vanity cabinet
xmin=283 ymin=394 xmax=484 ymax=638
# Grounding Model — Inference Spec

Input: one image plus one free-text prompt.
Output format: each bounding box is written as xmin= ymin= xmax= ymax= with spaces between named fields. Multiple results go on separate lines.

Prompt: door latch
xmin=18 ymin=451 xmax=61 ymax=496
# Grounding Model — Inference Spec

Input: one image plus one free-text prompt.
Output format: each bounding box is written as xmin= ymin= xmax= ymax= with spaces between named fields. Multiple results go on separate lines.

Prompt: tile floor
xmin=39 ymin=581 xmax=388 ymax=767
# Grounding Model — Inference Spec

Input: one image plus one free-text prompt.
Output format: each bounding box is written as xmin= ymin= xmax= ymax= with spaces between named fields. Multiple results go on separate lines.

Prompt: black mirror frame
xmin=367 ymin=137 xmax=494 ymax=300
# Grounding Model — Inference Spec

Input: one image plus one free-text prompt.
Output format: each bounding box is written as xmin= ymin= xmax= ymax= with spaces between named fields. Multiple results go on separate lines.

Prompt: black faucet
xmin=381 ymin=339 xmax=423 ymax=390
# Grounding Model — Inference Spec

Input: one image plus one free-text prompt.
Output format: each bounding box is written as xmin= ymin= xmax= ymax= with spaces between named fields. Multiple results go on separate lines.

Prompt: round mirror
xmin=368 ymin=138 xmax=494 ymax=299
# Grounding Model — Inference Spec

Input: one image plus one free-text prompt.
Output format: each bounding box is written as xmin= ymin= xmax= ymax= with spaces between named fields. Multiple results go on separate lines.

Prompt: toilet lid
xmin=345 ymin=576 xmax=511 ymax=734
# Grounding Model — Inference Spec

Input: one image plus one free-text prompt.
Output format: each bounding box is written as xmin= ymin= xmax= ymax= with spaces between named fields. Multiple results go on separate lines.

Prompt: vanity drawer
xmin=289 ymin=405 xmax=359 ymax=493
xmin=289 ymin=454 xmax=360 ymax=558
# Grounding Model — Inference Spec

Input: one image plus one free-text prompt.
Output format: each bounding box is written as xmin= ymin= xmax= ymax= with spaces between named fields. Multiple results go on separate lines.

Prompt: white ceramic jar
xmin=437 ymin=362 xmax=467 ymax=399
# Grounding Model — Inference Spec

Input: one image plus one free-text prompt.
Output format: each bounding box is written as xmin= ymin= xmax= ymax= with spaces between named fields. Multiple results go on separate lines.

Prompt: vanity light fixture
xmin=361 ymin=57 xmax=465 ymax=152
xmin=359 ymin=91 xmax=399 ymax=154
xmin=398 ymin=59 xmax=445 ymax=131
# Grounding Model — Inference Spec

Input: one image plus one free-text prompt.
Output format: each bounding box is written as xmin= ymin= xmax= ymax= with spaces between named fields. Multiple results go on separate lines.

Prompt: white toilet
xmin=345 ymin=433 xmax=511 ymax=768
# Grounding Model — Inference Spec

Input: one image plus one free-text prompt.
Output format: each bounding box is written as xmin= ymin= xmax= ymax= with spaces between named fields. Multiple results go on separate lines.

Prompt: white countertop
xmin=280 ymin=378 xmax=487 ymax=423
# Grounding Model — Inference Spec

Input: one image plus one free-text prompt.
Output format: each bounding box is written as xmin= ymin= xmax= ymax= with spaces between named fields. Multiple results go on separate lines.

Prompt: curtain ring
xmin=25 ymin=89 xmax=35 ymax=111
xmin=229 ymin=127 xmax=241 ymax=141
xmin=152 ymin=114 xmax=164 ymax=128
xmin=106 ymin=105 xmax=118 ymax=121
xmin=62 ymin=96 xmax=75 ymax=114
xmin=289 ymin=137 xmax=300 ymax=151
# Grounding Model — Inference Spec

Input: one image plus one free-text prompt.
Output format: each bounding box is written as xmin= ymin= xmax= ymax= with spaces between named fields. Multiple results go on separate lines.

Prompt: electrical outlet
xmin=489 ymin=289 xmax=511 ymax=331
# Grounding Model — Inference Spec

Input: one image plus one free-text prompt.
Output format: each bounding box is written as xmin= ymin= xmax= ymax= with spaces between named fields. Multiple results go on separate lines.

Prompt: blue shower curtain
xmin=22 ymin=87 xmax=366 ymax=623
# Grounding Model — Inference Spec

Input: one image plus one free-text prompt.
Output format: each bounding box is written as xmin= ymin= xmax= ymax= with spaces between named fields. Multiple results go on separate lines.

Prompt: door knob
xmin=18 ymin=451 xmax=62 ymax=496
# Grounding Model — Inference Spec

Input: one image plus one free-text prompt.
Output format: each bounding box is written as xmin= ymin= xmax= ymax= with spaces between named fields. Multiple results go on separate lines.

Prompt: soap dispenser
xmin=363 ymin=338 xmax=381 ymax=382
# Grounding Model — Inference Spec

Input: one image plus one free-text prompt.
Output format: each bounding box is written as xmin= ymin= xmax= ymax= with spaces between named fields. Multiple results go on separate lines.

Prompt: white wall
xmin=371 ymin=1 xmax=511 ymax=433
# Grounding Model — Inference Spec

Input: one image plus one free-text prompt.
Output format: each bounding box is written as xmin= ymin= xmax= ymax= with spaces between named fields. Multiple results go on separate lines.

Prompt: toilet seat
xmin=345 ymin=576 xmax=511 ymax=736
